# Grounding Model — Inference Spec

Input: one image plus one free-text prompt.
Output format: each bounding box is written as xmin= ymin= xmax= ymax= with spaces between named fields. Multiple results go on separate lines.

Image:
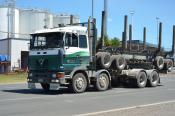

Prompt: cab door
xmin=63 ymin=32 xmax=80 ymax=74
xmin=77 ymin=34 xmax=90 ymax=65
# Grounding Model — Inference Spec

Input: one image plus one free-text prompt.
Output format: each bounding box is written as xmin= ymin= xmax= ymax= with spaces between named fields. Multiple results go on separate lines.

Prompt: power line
xmin=0 ymin=30 xmax=30 ymax=36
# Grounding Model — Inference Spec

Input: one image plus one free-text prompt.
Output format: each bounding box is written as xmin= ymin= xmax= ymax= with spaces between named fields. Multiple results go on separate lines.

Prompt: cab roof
xmin=31 ymin=26 xmax=88 ymax=35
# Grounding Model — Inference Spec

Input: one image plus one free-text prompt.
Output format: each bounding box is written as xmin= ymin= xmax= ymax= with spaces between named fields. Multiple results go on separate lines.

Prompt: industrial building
xmin=0 ymin=1 xmax=80 ymax=73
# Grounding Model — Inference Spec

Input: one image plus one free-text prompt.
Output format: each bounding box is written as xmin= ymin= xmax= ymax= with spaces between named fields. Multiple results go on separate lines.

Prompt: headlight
xmin=29 ymin=73 xmax=33 ymax=77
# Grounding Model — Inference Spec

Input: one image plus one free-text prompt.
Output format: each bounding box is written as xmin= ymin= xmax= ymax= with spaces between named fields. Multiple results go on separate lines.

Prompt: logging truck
xmin=27 ymin=18 xmax=160 ymax=93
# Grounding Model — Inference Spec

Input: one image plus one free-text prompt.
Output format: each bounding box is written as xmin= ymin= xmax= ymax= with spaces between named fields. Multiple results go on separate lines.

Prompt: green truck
xmin=27 ymin=18 xmax=160 ymax=93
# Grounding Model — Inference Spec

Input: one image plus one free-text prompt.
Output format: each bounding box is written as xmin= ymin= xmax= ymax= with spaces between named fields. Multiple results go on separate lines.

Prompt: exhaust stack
xmin=70 ymin=15 xmax=74 ymax=25
xmin=101 ymin=11 xmax=105 ymax=48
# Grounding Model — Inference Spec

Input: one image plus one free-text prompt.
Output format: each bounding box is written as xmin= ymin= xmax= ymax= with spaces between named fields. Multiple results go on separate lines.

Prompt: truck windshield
xmin=30 ymin=32 xmax=64 ymax=49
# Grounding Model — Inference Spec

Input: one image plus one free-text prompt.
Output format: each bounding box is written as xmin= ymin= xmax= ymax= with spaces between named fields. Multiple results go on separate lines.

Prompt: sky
xmin=0 ymin=0 xmax=175 ymax=50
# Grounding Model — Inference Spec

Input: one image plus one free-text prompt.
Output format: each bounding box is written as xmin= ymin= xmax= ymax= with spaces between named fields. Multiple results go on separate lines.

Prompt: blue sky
xmin=0 ymin=0 xmax=175 ymax=50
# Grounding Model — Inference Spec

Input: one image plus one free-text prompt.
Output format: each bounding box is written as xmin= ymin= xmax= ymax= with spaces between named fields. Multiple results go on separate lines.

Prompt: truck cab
xmin=28 ymin=25 xmax=90 ymax=91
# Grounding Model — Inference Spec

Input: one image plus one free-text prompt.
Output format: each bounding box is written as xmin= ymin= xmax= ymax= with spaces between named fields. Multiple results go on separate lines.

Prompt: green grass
xmin=0 ymin=73 xmax=27 ymax=84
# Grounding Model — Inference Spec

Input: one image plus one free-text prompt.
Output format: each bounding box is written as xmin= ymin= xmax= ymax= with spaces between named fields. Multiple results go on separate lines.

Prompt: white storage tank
xmin=19 ymin=9 xmax=53 ymax=38
xmin=14 ymin=8 xmax=19 ymax=38
xmin=53 ymin=14 xmax=80 ymax=27
xmin=0 ymin=7 xmax=8 ymax=39
xmin=0 ymin=6 xmax=19 ymax=39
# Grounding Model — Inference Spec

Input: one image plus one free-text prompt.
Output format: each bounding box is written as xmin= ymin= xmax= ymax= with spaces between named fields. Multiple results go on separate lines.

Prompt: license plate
xmin=50 ymin=83 xmax=60 ymax=90
xmin=28 ymin=83 xmax=36 ymax=89
xmin=38 ymin=79 xmax=44 ymax=83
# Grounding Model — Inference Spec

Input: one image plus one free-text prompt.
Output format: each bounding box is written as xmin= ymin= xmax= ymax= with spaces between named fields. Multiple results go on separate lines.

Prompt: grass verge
xmin=0 ymin=73 xmax=27 ymax=84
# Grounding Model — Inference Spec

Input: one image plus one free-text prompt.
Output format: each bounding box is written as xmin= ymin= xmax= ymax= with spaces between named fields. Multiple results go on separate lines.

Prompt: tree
xmin=104 ymin=35 xmax=111 ymax=46
xmin=110 ymin=37 xmax=120 ymax=47
xmin=96 ymin=36 xmax=121 ymax=50
xmin=104 ymin=36 xmax=120 ymax=47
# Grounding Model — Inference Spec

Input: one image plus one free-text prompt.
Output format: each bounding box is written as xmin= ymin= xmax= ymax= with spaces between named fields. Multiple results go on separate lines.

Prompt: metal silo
xmin=14 ymin=8 xmax=19 ymax=38
xmin=0 ymin=7 xmax=8 ymax=39
xmin=53 ymin=14 xmax=80 ymax=27
xmin=19 ymin=9 xmax=53 ymax=38
xmin=0 ymin=6 xmax=19 ymax=39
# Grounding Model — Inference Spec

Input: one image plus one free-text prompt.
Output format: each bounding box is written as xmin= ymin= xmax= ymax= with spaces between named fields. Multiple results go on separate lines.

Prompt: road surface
xmin=0 ymin=75 xmax=175 ymax=116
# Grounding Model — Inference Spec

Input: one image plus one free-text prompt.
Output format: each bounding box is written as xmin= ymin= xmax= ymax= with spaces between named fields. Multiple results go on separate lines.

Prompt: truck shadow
xmin=2 ymin=84 xmax=163 ymax=95
xmin=2 ymin=88 xmax=74 ymax=95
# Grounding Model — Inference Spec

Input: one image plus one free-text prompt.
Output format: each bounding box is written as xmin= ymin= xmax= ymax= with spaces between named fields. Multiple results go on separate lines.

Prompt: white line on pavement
xmin=75 ymin=100 xmax=175 ymax=116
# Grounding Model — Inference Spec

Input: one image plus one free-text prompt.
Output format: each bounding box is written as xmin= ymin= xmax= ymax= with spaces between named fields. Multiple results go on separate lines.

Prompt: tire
xmin=164 ymin=59 xmax=173 ymax=70
xmin=155 ymin=56 xmax=164 ymax=70
xmin=96 ymin=52 xmax=111 ymax=69
xmin=111 ymin=55 xmax=126 ymax=70
xmin=72 ymin=73 xmax=87 ymax=93
xmin=135 ymin=71 xmax=147 ymax=88
xmin=147 ymin=71 xmax=159 ymax=87
xmin=96 ymin=73 xmax=110 ymax=91
xmin=40 ymin=83 xmax=50 ymax=91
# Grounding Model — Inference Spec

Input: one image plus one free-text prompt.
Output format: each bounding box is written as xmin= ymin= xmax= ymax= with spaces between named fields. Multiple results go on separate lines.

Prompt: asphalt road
xmin=0 ymin=75 xmax=175 ymax=116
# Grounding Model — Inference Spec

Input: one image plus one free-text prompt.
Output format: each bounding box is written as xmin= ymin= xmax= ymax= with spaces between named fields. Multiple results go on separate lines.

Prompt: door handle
xmin=76 ymin=55 xmax=80 ymax=59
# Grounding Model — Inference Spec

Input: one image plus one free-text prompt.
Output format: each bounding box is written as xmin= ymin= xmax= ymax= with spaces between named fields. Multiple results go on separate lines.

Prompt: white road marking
xmin=115 ymin=90 xmax=129 ymax=93
xmin=65 ymin=100 xmax=74 ymax=103
xmin=75 ymin=100 xmax=175 ymax=116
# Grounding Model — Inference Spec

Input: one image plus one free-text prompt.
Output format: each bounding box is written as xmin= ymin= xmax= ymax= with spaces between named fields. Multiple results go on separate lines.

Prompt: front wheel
xmin=72 ymin=73 xmax=87 ymax=93
xmin=96 ymin=73 xmax=110 ymax=91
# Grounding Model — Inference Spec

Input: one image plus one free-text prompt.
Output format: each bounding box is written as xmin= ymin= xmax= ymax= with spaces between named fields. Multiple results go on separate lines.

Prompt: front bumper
xmin=27 ymin=72 xmax=66 ymax=84
xmin=28 ymin=82 xmax=60 ymax=90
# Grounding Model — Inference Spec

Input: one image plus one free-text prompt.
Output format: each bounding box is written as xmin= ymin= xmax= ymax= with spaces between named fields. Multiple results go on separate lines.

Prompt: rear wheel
xmin=111 ymin=55 xmax=126 ymax=70
xmin=164 ymin=59 xmax=173 ymax=70
xmin=96 ymin=73 xmax=109 ymax=91
xmin=147 ymin=71 xmax=159 ymax=87
xmin=155 ymin=56 xmax=164 ymax=70
xmin=72 ymin=73 xmax=87 ymax=93
xmin=96 ymin=52 xmax=111 ymax=69
xmin=40 ymin=83 xmax=50 ymax=91
xmin=135 ymin=71 xmax=147 ymax=88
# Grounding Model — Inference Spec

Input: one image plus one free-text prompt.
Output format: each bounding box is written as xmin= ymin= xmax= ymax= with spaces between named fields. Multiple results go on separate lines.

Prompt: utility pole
xmin=129 ymin=10 xmax=134 ymax=51
xmin=130 ymin=10 xmax=134 ymax=38
xmin=92 ymin=0 xmax=94 ymax=18
xmin=104 ymin=0 xmax=108 ymax=36
xmin=130 ymin=11 xmax=135 ymax=27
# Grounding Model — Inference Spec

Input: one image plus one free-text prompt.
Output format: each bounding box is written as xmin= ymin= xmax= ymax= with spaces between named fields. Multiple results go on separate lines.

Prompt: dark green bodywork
xmin=29 ymin=51 xmax=90 ymax=75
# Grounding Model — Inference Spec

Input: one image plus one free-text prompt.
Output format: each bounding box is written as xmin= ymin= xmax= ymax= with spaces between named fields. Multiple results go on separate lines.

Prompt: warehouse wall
xmin=0 ymin=39 xmax=8 ymax=55
xmin=10 ymin=39 xmax=29 ymax=69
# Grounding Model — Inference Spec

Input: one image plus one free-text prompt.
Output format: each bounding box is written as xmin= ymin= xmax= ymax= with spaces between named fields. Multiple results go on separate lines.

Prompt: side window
xmin=79 ymin=35 xmax=87 ymax=48
xmin=72 ymin=33 xmax=78 ymax=47
xmin=65 ymin=33 xmax=78 ymax=47
xmin=65 ymin=33 xmax=71 ymax=46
